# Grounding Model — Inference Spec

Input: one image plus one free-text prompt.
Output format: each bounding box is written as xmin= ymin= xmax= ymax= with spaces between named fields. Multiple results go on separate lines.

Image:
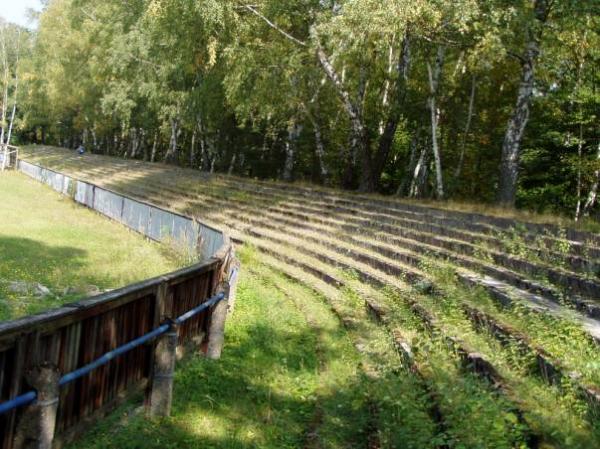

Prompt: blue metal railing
xmin=0 ymin=291 xmax=226 ymax=416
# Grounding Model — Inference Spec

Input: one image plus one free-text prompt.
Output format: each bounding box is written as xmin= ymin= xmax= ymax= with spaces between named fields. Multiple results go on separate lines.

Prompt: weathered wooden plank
xmin=1 ymin=339 xmax=25 ymax=449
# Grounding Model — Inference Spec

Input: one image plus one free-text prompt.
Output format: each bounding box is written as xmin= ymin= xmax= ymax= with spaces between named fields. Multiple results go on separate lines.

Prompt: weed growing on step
xmin=367 ymin=284 xmax=533 ymax=448
xmin=381 ymin=277 xmax=600 ymax=448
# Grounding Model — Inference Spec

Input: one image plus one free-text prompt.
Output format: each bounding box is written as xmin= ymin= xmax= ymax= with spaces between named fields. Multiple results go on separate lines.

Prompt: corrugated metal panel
xmin=18 ymin=160 xmax=226 ymax=261
xmin=74 ymin=180 xmax=88 ymax=204
xmin=93 ymin=188 xmax=124 ymax=222
xmin=122 ymin=198 xmax=152 ymax=236
xmin=149 ymin=207 xmax=174 ymax=242
xmin=172 ymin=215 xmax=196 ymax=251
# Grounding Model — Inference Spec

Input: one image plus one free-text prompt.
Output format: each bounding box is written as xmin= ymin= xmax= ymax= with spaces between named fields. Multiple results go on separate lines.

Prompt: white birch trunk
xmin=497 ymin=0 xmax=549 ymax=206
xmin=283 ymin=122 xmax=302 ymax=182
xmin=228 ymin=153 xmax=236 ymax=175
xmin=454 ymin=74 xmax=476 ymax=181
xmin=427 ymin=46 xmax=445 ymax=199
xmin=316 ymin=44 xmax=373 ymax=190
xmin=410 ymin=145 xmax=428 ymax=198
xmin=150 ymin=131 xmax=158 ymax=162
xmin=6 ymin=37 xmax=19 ymax=147
xmin=190 ymin=128 xmax=197 ymax=167
xmin=574 ymin=124 xmax=584 ymax=221
xmin=0 ymin=27 xmax=10 ymax=146
xmin=583 ymin=142 xmax=600 ymax=217
xmin=165 ymin=118 xmax=180 ymax=162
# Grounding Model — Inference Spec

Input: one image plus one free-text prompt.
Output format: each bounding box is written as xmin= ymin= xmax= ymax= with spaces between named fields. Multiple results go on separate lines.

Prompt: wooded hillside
xmin=3 ymin=0 xmax=600 ymax=218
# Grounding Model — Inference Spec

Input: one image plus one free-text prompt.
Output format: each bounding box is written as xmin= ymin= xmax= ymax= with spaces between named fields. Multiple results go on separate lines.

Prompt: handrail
xmin=0 ymin=291 xmax=226 ymax=415
xmin=0 ymin=149 xmax=239 ymax=446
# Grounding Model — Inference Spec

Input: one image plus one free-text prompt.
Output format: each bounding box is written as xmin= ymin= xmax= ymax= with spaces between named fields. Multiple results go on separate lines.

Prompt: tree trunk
xmin=91 ymin=128 xmax=98 ymax=152
xmin=583 ymin=142 xmax=600 ymax=217
xmin=150 ymin=131 xmax=158 ymax=162
xmin=316 ymin=44 xmax=373 ymax=191
xmin=410 ymin=143 xmax=429 ymax=198
xmin=313 ymin=119 xmax=327 ymax=182
xmin=574 ymin=124 xmax=584 ymax=221
xmin=373 ymin=32 xmax=411 ymax=182
xmin=303 ymin=104 xmax=328 ymax=183
xmin=6 ymin=35 xmax=19 ymax=148
xmin=228 ymin=152 xmax=236 ymax=175
xmin=129 ymin=128 xmax=138 ymax=158
xmin=190 ymin=128 xmax=197 ymax=167
xmin=497 ymin=0 xmax=549 ymax=207
xmin=397 ymin=134 xmax=418 ymax=195
xmin=0 ymin=27 xmax=9 ymax=146
xmin=283 ymin=121 xmax=302 ymax=182
xmin=427 ymin=45 xmax=446 ymax=199
xmin=454 ymin=74 xmax=476 ymax=182
xmin=165 ymin=118 xmax=180 ymax=163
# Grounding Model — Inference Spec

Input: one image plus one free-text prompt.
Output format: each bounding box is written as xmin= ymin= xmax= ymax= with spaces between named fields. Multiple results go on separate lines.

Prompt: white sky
xmin=0 ymin=0 xmax=43 ymax=28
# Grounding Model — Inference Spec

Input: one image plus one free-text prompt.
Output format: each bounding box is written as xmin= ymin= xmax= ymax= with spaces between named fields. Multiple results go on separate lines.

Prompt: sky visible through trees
xmin=0 ymin=0 xmax=598 ymax=219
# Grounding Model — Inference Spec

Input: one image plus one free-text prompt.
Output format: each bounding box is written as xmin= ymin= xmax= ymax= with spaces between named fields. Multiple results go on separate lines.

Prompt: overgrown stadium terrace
xmin=20 ymin=146 xmax=600 ymax=447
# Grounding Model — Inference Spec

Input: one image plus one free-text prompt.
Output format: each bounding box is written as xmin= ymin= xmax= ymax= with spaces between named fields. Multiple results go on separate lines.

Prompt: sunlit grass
xmin=71 ymin=247 xmax=382 ymax=449
xmin=0 ymin=171 xmax=181 ymax=320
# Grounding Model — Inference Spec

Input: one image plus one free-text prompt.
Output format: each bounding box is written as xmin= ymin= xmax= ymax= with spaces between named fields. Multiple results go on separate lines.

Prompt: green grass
xmin=70 ymin=246 xmax=381 ymax=449
xmin=0 ymin=172 xmax=181 ymax=320
xmin=16 ymin=147 xmax=600 ymax=448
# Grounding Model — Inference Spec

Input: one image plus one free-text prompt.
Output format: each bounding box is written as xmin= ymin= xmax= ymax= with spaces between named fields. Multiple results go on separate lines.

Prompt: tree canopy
xmin=4 ymin=0 xmax=600 ymax=218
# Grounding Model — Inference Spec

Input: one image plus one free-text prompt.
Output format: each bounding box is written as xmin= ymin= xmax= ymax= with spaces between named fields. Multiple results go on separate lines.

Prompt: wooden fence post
xmin=227 ymin=258 xmax=241 ymax=314
xmin=13 ymin=363 xmax=60 ymax=449
xmin=149 ymin=323 xmax=179 ymax=417
xmin=207 ymin=282 xmax=230 ymax=360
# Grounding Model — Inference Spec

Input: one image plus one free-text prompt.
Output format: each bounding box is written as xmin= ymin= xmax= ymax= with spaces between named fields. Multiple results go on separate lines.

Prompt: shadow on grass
xmin=70 ymin=323 xmax=378 ymax=449
xmin=0 ymin=236 xmax=88 ymax=269
xmin=0 ymin=236 xmax=112 ymax=320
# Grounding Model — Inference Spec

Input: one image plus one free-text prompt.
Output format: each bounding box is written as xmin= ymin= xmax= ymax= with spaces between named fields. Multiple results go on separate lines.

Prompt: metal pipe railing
xmin=0 ymin=291 xmax=226 ymax=415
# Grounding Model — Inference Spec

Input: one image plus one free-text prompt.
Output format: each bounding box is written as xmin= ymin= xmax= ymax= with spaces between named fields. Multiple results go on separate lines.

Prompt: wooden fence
xmin=0 ymin=145 xmax=18 ymax=171
xmin=0 ymin=155 xmax=238 ymax=448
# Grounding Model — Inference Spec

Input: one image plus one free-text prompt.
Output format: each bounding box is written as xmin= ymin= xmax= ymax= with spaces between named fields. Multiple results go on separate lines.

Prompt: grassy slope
xmin=70 ymin=246 xmax=387 ymax=449
xmin=0 ymin=172 xmax=180 ymax=320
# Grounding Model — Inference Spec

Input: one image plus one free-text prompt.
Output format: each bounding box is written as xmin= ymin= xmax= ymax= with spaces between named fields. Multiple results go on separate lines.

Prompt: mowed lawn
xmin=0 ymin=172 xmax=181 ymax=320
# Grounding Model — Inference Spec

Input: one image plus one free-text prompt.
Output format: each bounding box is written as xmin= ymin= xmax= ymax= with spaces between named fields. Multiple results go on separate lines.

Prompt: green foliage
xmin=7 ymin=0 xmax=600 ymax=215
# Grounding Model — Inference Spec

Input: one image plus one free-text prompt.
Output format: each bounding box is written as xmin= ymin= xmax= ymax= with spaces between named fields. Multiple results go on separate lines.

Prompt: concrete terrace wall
xmin=18 ymin=160 xmax=224 ymax=259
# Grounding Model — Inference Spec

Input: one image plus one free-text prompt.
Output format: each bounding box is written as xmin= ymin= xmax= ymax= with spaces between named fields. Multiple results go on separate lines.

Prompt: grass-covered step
xmin=54 ymin=169 xmax=600 ymax=358
xmin=251 ymin=251 xmax=441 ymax=448
xmin=461 ymin=303 xmax=600 ymax=416
xmin=193 ymin=174 xmax=600 ymax=265
xmin=458 ymin=271 xmax=600 ymax=343
xmin=25 ymin=146 xmax=600 ymax=262
xmin=237 ymin=220 xmax=591 ymax=434
xmin=175 ymin=190 xmax=600 ymax=335
xmin=214 ymin=175 xmax=600 ymax=254
xmin=150 ymin=178 xmax=599 ymax=290
xmin=257 ymin=251 xmax=538 ymax=448
xmin=380 ymin=287 xmax=600 ymax=447
xmin=114 ymin=177 xmax=598 ymax=307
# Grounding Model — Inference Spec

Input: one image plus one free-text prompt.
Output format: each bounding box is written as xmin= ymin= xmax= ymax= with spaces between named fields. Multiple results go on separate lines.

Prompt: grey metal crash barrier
xmin=18 ymin=160 xmax=224 ymax=259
